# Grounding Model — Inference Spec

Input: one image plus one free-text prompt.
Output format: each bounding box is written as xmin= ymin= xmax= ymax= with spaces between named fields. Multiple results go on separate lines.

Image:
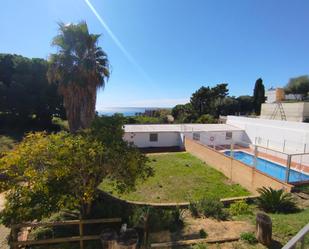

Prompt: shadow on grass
xmin=267 ymin=239 xmax=283 ymax=249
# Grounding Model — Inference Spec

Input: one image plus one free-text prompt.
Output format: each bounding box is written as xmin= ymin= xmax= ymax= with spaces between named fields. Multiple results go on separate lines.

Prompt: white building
xmin=265 ymin=87 xmax=302 ymax=104
xmin=124 ymin=117 xmax=309 ymax=154
xmin=123 ymin=123 xmax=244 ymax=149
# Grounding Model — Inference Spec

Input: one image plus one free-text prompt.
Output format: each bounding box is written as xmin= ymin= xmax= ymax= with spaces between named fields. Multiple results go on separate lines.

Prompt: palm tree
xmin=47 ymin=21 xmax=110 ymax=132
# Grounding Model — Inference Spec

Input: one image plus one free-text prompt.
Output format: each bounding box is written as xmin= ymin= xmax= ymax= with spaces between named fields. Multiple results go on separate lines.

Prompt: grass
xmin=99 ymin=152 xmax=250 ymax=202
xmin=234 ymin=204 xmax=309 ymax=248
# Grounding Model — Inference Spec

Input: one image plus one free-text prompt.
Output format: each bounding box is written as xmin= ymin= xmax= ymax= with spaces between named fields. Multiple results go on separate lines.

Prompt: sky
xmin=1 ymin=0 xmax=309 ymax=108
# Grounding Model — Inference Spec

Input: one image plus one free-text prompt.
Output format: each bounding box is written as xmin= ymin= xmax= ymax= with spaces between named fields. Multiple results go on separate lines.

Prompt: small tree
xmin=196 ymin=114 xmax=216 ymax=124
xmin=253 ymin=78 xmax=265 ymax=115
xmin=0 ymin=117 xmax=153 ymax=225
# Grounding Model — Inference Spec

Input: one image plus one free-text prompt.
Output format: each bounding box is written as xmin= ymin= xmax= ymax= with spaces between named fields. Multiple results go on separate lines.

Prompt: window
xmin=226 ymin=132 xmax=232 ymax=140
xmin=149 ymin=133 xmax=158 ymax=142
xmin=193 ymin=133 xmax=200 ymax=141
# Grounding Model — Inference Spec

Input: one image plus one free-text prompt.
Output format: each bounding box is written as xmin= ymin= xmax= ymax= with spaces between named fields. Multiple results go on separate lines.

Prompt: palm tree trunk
xmin=80 ymin=85 xmax=96 ymax=130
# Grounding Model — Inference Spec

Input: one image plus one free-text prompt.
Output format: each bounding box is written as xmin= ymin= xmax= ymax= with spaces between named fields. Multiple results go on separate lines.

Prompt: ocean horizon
xmin=97 ymin=107 xmax=170 ymax=116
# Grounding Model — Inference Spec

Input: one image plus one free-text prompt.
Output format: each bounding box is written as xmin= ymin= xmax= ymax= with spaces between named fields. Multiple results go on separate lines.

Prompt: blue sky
xmin=1 ymin=0 xmax=309 ymax=108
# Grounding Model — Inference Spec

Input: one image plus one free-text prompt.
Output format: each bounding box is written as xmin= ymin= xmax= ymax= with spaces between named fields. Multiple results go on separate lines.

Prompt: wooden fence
xmin=11 ymin=217 xmax=122 ymax=249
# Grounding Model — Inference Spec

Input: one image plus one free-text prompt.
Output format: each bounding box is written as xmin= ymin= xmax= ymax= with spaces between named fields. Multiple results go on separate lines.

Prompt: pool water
xmin=224 ymin=151 xmax=309 ymax=183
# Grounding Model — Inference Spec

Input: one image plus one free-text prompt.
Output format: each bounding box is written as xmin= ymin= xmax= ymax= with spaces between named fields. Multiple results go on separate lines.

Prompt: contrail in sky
xmin=84 ymin=0 xmax=152 ymax=82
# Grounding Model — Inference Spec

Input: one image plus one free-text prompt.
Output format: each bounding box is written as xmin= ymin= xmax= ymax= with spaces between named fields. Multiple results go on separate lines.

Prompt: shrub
xmin=257 ymin=187 xmax=298 ymax=213
xmin=229 ymin=200 xmax=252 ymax=216
xmin=129 ymin=207 xmax=184 ymax=232
xmin=199 ymin=229 xmax=208 ymax=238
xmin=240 ymin=232 xmax=258 ymax=244
xmin=191 ymin=243 xmax=208 ymax=249
xmin=198 ymin=198 xmax=229 ymax=220
xmin=189 ymin=201 xmax=199 ymax=217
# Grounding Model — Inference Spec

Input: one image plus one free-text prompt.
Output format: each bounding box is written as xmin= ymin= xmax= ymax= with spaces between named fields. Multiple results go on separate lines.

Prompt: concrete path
xmin=0 ymin=193 xmax=9 ymax=249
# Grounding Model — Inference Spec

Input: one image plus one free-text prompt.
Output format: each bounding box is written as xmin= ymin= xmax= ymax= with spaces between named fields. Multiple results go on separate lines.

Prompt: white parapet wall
xmin=226 ymin=116 xmax=309 ymax=154
xmin=260 ymin=102 xmax=309 ymax=122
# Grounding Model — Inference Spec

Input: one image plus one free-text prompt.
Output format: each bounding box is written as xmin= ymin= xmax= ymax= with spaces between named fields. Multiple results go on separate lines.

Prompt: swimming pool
xmin=224 ymin=151 xmax=309 ymax=183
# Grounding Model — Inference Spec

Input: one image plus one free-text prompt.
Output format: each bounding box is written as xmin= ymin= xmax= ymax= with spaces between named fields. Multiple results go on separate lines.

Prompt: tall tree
xmin=0 ymin=54 xmax=65 ymax=129
xmin=236 ymin=95 xmax=254 ymax=115
xmin=253 ymin=78 xmax=265 ymax=115
xmin=190 ymin=83 xmax=228 ymax=117
xmin=285 ymin=75 xmax=309 ymax=98
xmin=47 ymin=22 xmax=110 ymax=132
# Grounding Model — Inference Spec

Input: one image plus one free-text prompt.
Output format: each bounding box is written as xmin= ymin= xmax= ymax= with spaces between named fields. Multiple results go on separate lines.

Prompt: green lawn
xmin=234 ymin=205 xmax=309 ymax=248
xmin=99 ymin=152 xmax=250 ymax=202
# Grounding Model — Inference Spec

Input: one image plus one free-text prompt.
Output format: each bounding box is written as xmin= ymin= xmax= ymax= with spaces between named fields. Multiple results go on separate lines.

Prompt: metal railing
xmin=282 ymin=223 xmax=309 ymax=249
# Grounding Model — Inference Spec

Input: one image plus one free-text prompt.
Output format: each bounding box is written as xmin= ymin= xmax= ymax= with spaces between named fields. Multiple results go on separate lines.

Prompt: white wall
xmin=182 ymin=130 xmax=245 ymax=147
xmin=260 ymin=102 xmax=309 ymax=122
xmin=227 ymin=116 xmax=309 ymax=154
xmin=124 ymin=130 xmax=245 ymax=149
xmin=265 ymin=90 xmax=276 ymax=103
xmin=123 ymin=132 xmax=181 ymax=148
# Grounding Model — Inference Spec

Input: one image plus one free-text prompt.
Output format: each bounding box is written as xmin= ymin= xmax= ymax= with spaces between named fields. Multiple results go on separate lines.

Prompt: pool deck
xmin=216 ymin=145 xmax=309 ymax=175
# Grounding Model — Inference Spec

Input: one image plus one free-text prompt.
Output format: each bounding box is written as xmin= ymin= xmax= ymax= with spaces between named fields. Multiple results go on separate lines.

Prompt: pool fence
xmin=184 ymin=137 xmax=294 ymax=194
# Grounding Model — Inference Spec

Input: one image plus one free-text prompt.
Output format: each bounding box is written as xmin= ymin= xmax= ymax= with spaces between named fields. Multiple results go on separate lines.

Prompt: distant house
xmin=262 ymin=87 xmax=308 ymax=122
xmin=265 ymin=87 xmax=303 ymax=103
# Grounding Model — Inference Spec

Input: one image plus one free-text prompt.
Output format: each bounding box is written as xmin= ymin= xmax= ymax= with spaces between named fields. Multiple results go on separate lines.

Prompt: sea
xmin=97 ymin=107 xmax=161 ymax=117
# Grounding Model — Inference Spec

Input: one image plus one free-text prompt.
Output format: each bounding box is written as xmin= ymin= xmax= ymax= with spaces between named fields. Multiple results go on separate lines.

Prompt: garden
xmin=100 ymin=152 xmax=250 ymax=202
xmin=0 ymin=21 xmax=309 ymax=249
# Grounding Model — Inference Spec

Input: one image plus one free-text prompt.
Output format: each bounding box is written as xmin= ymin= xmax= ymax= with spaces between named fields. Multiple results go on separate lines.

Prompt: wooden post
xmin=256 ymin=213 xmax=272 ymax=246
xmin=79 ymin=220 xmax=84 ymax=249
xmin=11 ymin=226 xmax=18 ymax=249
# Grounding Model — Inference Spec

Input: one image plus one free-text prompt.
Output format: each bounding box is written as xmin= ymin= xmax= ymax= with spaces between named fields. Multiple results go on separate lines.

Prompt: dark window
xmin=149 ymin=133 xmax=158 ymax=142
xmin=226 ymin=132 xmax=232 ymax=140
xmin=193 ymin=133 xmax=200 ymax=141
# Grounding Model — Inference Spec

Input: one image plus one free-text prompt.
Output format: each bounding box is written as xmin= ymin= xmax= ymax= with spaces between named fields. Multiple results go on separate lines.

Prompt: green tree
xmin=253 ymin=78 xmax=265 ymax=115
xmin=47 ymin=22 xmax=110 ymax=133
xmin=196 ymin=114 xmax=217 ymax=124
xmin=217 ymin=96 xmax=239 ymax=116
xmin=0 ymin=117 xmax=153 ymax=224
xmin=236 ymin=95 xmax=254 ymax=115
xmin=285 ymin=75 xmax=309 ymax=98
xmin=172 ymin=103 xmax=196 ymax=123
xmin=190 ymin=83 xmax=228 ymax=117
xmin=0 ymin=54 xmax=65 ymax=129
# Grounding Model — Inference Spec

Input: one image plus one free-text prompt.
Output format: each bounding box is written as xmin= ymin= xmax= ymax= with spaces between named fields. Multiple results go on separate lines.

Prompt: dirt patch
xmin=150 ymin=211 xmax=254 ymax=244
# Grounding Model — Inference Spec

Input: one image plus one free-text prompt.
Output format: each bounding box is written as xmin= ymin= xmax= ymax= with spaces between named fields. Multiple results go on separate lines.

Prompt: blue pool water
xmin=224 ymin=151 xmax=309 ymax=183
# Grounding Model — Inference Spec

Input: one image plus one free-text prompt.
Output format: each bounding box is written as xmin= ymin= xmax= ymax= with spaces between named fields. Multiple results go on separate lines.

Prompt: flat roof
xmin=123 ymin=124 xmax=243 ymax=133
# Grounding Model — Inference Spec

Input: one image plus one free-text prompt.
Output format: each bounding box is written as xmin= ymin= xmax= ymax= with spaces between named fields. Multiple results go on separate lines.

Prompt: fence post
xmin=79 ymin=220 xmax=84 ymax=249
xmin=267 ymin=139 xmax=269 ymax=148
xmin=11 ymin=226 xmax=18 ymax=249
xmin=285 ymin=155 xmax=292 ymax=183
xmin=301 ymin=237 xmax=305 ymax=249
xmin=253 ymin=145 xmax=258 ymax=168
xmin=283 ymin=140 xmax=286 ymax=152
xmin=231 ymin=141 xmax=234 ymax=158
